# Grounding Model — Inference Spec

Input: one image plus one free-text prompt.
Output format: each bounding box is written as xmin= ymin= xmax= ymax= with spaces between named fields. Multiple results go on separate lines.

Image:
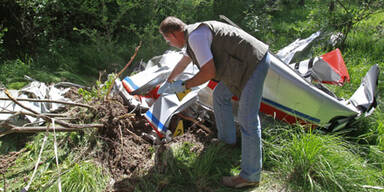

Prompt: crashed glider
xmin=118 ymin=31 xmax=379 ymax=140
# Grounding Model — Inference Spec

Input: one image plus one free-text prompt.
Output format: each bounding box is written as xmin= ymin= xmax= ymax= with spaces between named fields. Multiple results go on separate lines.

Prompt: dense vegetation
xmin=1 ymin=0 xmax=383 ymax=191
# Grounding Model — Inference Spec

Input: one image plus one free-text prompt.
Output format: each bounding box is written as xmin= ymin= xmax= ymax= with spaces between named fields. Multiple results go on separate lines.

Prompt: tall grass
xmin=0 ymin=131 xmax=109 ymax=191
xmin=264 ymin=123 xmax=384 ymax=192
xmin=45 ymin=161 xmax=108 ymax=192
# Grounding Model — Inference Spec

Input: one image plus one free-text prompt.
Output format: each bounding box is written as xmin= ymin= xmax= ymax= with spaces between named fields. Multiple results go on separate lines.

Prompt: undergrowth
xmin=268 ymin=128 xmax=382 ymax=191
xmin=0 ymin=131 xmax=109 ymax=192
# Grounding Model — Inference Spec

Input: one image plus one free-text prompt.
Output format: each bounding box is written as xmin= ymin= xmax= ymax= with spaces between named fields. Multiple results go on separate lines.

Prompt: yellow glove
xmin=176 ymin=88 xmax=191 ymax=101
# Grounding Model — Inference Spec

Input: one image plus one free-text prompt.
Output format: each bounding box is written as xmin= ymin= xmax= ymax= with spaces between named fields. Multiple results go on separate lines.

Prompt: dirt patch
xmin=0 ymin=148 xmax=27 ymax=175
xmin=89 ymin=93 xmax=217 ymax=191
xmin=93 ymin=96 xmax=152 ymax=178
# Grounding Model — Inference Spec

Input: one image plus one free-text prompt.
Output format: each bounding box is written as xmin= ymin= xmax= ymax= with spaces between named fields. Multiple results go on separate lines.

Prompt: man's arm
xmin=167 ymin=55 xmax=192 ymax=82
xmin=184 ymin=58 xmax=215 ymax=89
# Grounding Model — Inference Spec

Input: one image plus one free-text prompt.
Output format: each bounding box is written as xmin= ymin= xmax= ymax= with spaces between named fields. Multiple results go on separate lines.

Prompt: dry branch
xmin=3 ymin=89 xmax=103 ymax=130
xmin=0 ymin=120 xmax=102 ymax=137
xmin=0 ymin=111 xmax=68 ymax=118
xmin=106 ymin=41 xmax=142 ymax=100
xmin=177 ymin=113 xmax=212 ymax=134
xmin=4 ymin=89 xmax=39 ymax=114
xmin=113 ymin=113 xmax=135 ymax=121
xmin=0 ymin=97 xmax=94 ymax=109
xmin=126 ymin=128 xmax=150 ymax=144
xmin=1 ymin=125 xmax=99 ymax=135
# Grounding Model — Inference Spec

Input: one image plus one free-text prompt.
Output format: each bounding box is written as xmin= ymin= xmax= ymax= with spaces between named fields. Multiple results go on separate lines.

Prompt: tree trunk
xmin=329 ymin=0 xmax=335 ymax=12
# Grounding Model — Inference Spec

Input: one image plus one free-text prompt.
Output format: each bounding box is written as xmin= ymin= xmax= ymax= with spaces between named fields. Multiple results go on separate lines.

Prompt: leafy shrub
xmin=0 ymin=59 xmax=31 ymax=85
xmin=78 ymin=73 xmax=115 ymax=102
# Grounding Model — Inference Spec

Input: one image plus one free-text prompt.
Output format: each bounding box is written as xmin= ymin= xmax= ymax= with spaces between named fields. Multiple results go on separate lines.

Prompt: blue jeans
xmin=213 ymin=52 xmax=271 ymax=182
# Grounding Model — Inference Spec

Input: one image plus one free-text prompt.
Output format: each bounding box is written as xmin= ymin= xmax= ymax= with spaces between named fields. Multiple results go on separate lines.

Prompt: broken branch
xmin=1 ymin=125 xmax=99 ymax=135
xmin=4 ymin=89 xmax=39 ymax=114
xmin=126 ymin=128 xmax=150 ymax=144
xmin=177 ymin=113 xmax=212 ymax=134
xmin=0 ymin=119 xmax=102 ymax=137
xmin=0 ymin=97 xmax=94 ymax=109
xmin=106 ymin=41 xmax=142 ymax=100
xmin=0 ymin=111 xmax=68 ymax=118
xmin=4 ymin=90 xmax=103 ymax=129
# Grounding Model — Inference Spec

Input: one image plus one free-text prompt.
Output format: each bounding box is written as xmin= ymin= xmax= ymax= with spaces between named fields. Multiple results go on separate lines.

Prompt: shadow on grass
xmin=112 ymin=140 xmax=252 ymax=192
xmin=112 ymin=114 xmax=288 ymax=192
xmin=0 ymin=133 xmax=34 ymax=155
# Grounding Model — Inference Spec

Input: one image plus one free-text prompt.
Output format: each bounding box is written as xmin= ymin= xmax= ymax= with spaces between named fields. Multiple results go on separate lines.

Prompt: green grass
xmin=45 ymin=161 xmax=108 ymax=192
xmin=128 ymin=139 xmax=289 ymax=192
xmin=275 ymin=131 xmax=382 ymax=191
xmin=262 ymin=118 xmax=384 ymax=192
xmin=0 ymin=131 xmax=109 ymax=192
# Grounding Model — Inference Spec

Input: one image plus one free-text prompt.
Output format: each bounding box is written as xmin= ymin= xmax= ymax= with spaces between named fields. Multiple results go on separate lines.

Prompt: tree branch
xmin=335 ymin=0 xmax=349 ymax=14
xmin=0 ymin=120 xmax=102 ymax=137
xmin=0 ymin=111 xmax=68 ymax=118
xmin=1 ymin=126 xmax=99 ymax=135
xmin=106 ymin=41 xmax=142 ymax=100
xmin=177 ymin=113 xmax=212 ymax=134
xmin=0 ymin=97 xmax=94 ymax=109
xmin=4 ymin=89 xmax=39 ymax=114
xmin=4 ymin=89 xmax=103 ymax=129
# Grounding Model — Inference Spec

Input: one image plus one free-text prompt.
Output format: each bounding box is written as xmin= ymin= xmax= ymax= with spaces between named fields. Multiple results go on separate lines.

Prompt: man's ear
xmin=174 ymin=31 xmax=185 ymax=41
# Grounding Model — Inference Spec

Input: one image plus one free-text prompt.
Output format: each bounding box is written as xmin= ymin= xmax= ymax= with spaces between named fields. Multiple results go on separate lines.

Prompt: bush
xmin=0 ymin=59 xmax=31 ymax=85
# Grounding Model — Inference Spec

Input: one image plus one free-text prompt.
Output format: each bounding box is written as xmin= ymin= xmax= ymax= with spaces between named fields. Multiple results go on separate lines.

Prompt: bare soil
xmin=92 ymin=94 xmax=216 ymax=192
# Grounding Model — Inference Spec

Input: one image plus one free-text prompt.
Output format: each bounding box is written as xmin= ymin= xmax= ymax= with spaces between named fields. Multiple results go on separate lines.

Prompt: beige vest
xmin=185 ymin=21 xmax=269 ymax=97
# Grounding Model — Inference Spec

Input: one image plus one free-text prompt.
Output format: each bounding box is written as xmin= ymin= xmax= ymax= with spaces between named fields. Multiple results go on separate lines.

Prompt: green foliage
xmin=0 ymin=133 xmax=32 ymax=154
xmin=305 ymin=0 xmax=383 ymax=49
xmin=1 ymin=131 xmax=109 ymax=191
xmin=0 ymin=26 xmax=6 ymax=58
xmin=265 ymin=126 xmax=384 ymax=192
xmin=45 ymin=161 xmax=108 ymax=192
xmin=0 ymin=59 xmax=31 ymax=85
xmin=78 ymin=73 xmax=116 ymax=102
xmin=351 ymin=107 xmax=384 ymax=150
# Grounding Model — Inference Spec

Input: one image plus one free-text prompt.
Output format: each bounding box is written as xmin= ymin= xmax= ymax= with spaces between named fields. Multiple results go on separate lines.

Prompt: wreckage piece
xmin=0 ymin=81 xmax=71 ymax=125
xmin=260 ymin=54 xmax=377 ymax=130
xmin=0 ymin=79 xmax=100 ymax=136
xmin=348 ymin=64 xmax=379 ymax=115
xmin=197 ymin=55 xmax=378 ymax=131
xmin=276 ymin=31 xmax=321 ymax=64
xmin=144 ymin=82 xmax=207 ymax=139
xmin=118 ymin=51 xmax=204 ymax=140
xmin=288 ymin=48 xmax=350 ymax=86
xmin=121 ymin=51 xmax=184 ymax=96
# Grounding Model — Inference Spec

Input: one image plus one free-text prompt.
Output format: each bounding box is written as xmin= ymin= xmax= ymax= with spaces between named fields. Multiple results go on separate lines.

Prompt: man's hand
xmin=157 ymin=80 xmax=185 ymax=94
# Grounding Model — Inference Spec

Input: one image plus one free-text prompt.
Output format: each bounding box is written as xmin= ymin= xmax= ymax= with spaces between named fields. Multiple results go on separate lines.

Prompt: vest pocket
xmin=220 ymin=55 xmax=246 ymax=95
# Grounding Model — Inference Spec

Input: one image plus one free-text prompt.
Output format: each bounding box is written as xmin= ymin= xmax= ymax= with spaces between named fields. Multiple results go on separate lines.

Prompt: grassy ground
xmin=1 ymin=2 xmax=383 ymax=192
